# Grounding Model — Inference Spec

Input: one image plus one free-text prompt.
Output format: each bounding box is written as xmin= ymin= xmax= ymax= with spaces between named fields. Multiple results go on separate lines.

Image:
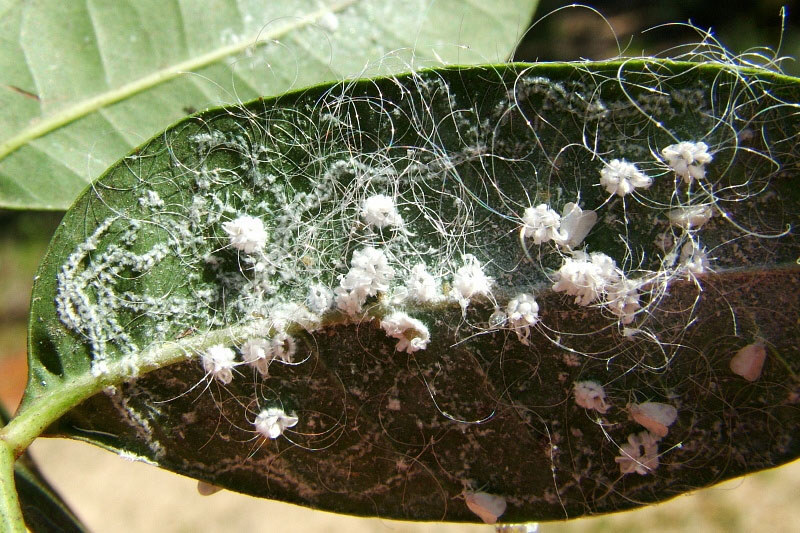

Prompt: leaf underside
xmin=0 ymin=0 xmax=537 ymax=210
xmin=27 ymin=62 xmax=800 ymax=523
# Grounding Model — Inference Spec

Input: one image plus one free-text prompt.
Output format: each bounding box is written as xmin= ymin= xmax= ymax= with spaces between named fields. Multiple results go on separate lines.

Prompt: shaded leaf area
xmin=0 ymin=0 xmax=537 ymax=210
xmin=27 ymin=62 xmax=800 ymax=522
xmin=0 ymin=406 xmax=87 ymax=532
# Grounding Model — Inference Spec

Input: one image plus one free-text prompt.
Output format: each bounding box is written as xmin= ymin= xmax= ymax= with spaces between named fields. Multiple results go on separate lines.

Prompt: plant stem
xmin=0 ymin=440 xmax=25 ymax=533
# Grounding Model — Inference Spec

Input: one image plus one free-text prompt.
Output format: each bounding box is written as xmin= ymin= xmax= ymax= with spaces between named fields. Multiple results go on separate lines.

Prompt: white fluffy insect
xmin=730 ymin=342 xmax=767 ymax=381
xmin=573 ymin=380 xmax=610 ymax=414
xmin=254 ymin=407 xmax=299 ymax=439
xmin=451 ymin=254 xmax=493 ymax=313
xmin=334 ymin=246 xmax=395 ymax=315
xmin=668 ymin=205 xmax=713 ymax=230
xmin=629 ymin=401 xmax=678 ymax=438
xmin=552 ymin=251 xmax=620 ymax=306
xmin=241 ymin=337 xmax=272 ymax=376
xmin=520 ymin=203 xmax=566 ymax=245
xmin=661 ymin=141 xmax=713 ymax=184
xmin=615 ymin=430 xmax=661 ymax=475
xmin=404 ymin=263 xmax=442 ymax=303
xmin=360 ymin=194 xmax=403 ymax=228
xmin=680 ymin=240 xmax=711 ymax=275
xmin=380 ymin=312 xmax=431 ymax=353
xmin=464 ymin=491 xmax=507 ymax=525
xmin=605 ymin=276 xmax=642 ymax=325
xmin=222 ymin=215 xmax=268 ymax=254
xmin=506 ymin=292 xmax=540 ymax=345
xmin=599 ymin=159 xmax=652 ymax=197
xmin=307 ymin=283 xmax=333 ymax=314
xmin=201 ymin=344 xmax=237 ymax=384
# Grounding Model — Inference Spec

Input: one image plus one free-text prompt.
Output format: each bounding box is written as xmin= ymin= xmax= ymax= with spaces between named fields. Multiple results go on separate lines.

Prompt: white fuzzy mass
xmin=451 ymin=254 xmax=493 ymax=312
xmin=380 ymin=311 xmax=431 ymax=353
xmin=552 ymin=251 xmax=620 ymax=306
xmin=222 ymin=215 xmax=268 ymax=254
xmin=202 ymin=344 xmax=237 ymax=384
xmin=599 ymin=159 xmax=652 ymax=197
xmin=661 ymin=141 xmax=712 ymax=183
xmin=254 ymin=407 xmax=298 ymax=439
xmin=335 ymin=246 xmax=395 ymax=315
xmin=521 ymin=204 xmax=566 ymax=245
xmin=506 ymin=292 xmax=539 ymax=345
xmin=361 ymin=194 xmax=403 ymax=228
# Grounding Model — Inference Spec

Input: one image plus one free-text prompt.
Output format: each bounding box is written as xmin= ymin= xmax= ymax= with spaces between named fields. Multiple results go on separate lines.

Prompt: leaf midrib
xmin=0 ymin=0 xmax=358 ymax=163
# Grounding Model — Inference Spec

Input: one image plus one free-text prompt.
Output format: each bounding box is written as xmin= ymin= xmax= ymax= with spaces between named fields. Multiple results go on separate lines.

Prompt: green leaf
xmin=20 ymin=61 xmax=800 ymax=523
xmin=0 ymin=406 xmax=87 ymax=533
xmin=0 ymin=0 xmax=537 ymax=211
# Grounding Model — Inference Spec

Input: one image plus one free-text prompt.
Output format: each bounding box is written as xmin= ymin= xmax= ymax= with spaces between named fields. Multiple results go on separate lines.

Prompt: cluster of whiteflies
xmin=199 ymin=333 xmax=301 ymax=440
xmin=516 ymin=140 xmax=715 ymax=327
xmin=572 ymin=380 xmax=679 ymax=475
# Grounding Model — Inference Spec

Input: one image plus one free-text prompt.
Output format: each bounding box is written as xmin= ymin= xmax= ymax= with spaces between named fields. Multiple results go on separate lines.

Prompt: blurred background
xmin=1 ymin=1 xmax=799 ymax=531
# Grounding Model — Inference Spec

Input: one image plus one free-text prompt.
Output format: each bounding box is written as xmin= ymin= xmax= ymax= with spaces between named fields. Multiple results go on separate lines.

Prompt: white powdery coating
xmin=506 ymin=293 xmax=540 ymax=345
xmin=615 ymin=430 xmax=661 ymax=475
xmin=521 ymin=204 xmax=566 ymax=245
xmin=559 ymin=202 xmax=597 ymax=248
xmin=380 ymin=312 xmax=431 ymax=353
xmin=599 ymin=159 xmax=652 ymax=197
xmin=241 ymin=338 xmax=272 ymax=376
xmin=668 ymin=205 xmax=713 ymax=230
xmin=730 ymin=343 xmax=767 ymax=381
xmin=335 ymin=246 xmax=395 ymax=315
xmin=222 ymin=215 xmax=268 ymax=254
xmin=629 ymin=402 xmax=678 ymax=438
xmin=254 ymin=407 xmax=298 ymax=439
xmin=405 ymin=263 xmax=442 ymax=303
xmin=360 ymin=194 xmax=403 ymax=228
xmin=605 ymin=277 xmax=642 ymax=325
xmin=573 ymin=380 xmax=610 ymax=414
xmin=680 ymin=240 xmax=711 ymax=275
xmin=464 ymin=491 xmax=507 ymax=525
xmin=662 ymin=141 xmax=712 ymax=183
xmin=202 ymin=345 xmax=237 ymax=384
xmin=451 ymin=254 xmax=493 ymax=311
xmin=552 ymin=251 xmax=620 ymax=306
